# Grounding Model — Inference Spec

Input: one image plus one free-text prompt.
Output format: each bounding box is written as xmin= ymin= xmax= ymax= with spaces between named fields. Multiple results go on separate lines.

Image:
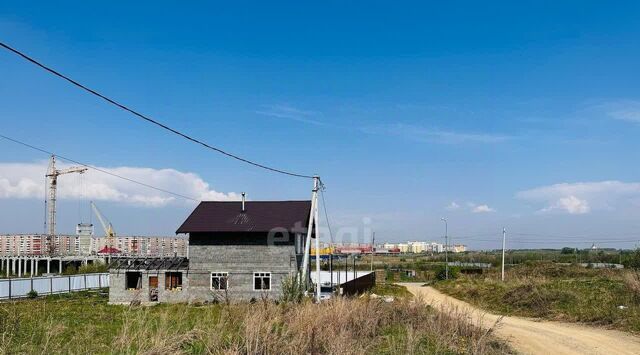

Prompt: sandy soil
xmin=400 ymin=283 xmax=640 ymax=355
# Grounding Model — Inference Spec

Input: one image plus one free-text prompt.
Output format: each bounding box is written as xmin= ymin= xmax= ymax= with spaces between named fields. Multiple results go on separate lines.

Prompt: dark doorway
xmin=149 ymin=276 xmax=158 ymax=301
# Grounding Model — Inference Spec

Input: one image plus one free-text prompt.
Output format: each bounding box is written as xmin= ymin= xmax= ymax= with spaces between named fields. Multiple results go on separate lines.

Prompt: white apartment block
xmin=378 ymin=240 xmax=464 ymax=254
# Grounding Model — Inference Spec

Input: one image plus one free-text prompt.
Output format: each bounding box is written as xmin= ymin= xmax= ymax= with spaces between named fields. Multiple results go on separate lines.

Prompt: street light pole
xmin=441 ymin=218 xmax=448 ymax=280
xmin=501 ymin=228 xmax=506 ymax=282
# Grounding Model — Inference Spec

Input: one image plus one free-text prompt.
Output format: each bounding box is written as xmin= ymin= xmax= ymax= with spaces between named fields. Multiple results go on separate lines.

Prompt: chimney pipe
xmin=241 ymin=192 xmax=246 ymax=212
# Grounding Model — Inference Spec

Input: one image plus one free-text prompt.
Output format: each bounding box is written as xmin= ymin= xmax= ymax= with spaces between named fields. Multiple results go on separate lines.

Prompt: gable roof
xmin=176 ymin=200 xmax=312 ymax=234
xmin=97 ymin=246 xmax=121 ymax=254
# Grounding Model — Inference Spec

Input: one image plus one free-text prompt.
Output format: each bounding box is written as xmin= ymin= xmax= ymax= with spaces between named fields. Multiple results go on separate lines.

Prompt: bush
xmin=627 ymin=250 xmax=640 ymax=269
xmin=435 ymin=265 xmax=459 ymax=281
xmin=280 ymin=275 xmax=304 ymax=303
xmin=78 ymin=263 xmax=108 ymax=274
xmin=62 ymin=265 xmax=77 ymax=275
xmin=502 ymin=284 xmax=571 ymax=316
xmin=27 ymin=290 xmax=38 ymax=299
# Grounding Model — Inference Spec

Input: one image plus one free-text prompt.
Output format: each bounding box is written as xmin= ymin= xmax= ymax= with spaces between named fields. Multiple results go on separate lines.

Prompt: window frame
xmin=125 ymin=271 xmax=142 ymax=290
xmin=164 ymin=271 xmax=183 ymax=291
xmin=210 ymin=272 xmax=229 ymax=291
xmin=253 ymin=272 xmax=272 ymax=291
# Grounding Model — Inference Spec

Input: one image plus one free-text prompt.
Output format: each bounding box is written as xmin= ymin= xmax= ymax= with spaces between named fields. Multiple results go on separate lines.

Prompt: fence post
xmin=30 ymin=278 xmax=33 ymax=293
xmin=8 ymin=279 xmax=11 ymax=300
xmin=84 ymin=274 xmax=87 ymax=290
xmin=99 ymin=273 xmax=102 ymax=289
xmin=68 ymin=276 xmax=71 ymax=293
xmin=50 ymin=276 xmax=53 ymax=295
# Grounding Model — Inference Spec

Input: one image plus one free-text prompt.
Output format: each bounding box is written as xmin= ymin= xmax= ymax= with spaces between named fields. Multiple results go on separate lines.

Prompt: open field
xmin=403 ymin=283 xmax=640 ymax=355
xmin=433 ymin=262 xmax=640 ymax=332
xmin=325 ymin=248 xmax=640 ymax=284
xmin=0 ymin=289 xmax=512 ymax=354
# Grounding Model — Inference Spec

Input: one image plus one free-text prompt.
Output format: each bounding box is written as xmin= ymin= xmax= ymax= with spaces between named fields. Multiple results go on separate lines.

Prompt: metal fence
xmin=0 ymin=273 xmax=110 ymax=300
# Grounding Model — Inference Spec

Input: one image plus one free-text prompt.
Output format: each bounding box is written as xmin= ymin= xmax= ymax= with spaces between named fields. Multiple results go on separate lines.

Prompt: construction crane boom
xmin=45 ymin=155 xmax=88 ymax=240
xmin=90 ymin=201 xmax=117 ymax=261
xmin=90 ymin=201 xmax=115 ymax=238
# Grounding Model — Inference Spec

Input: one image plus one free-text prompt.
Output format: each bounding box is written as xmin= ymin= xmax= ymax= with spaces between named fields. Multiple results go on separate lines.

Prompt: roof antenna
xmin=241 ymin=192 xmax=246 ymax=212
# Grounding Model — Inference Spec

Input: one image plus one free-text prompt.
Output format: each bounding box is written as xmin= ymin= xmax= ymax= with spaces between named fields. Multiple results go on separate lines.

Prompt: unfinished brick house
xmin=109 ymin=199 xmax=312 ymax=304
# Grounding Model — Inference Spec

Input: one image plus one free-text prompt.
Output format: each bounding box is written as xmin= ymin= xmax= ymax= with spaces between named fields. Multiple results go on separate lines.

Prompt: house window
xmin=253 ymin=272 xmax=271 ymax=291
xmin=211 ymin=272 xmax=228 ymax=290
xmin=125 ymin=272 xmax=142 ymax=290
xmin=165 ymin=272 xmax=183 ymax=290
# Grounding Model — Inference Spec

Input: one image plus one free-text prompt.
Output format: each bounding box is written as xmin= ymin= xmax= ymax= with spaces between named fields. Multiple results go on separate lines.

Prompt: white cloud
xmin=517 ymin=181 xmax=640 ymax=215
xmin=445 ymin=201 xmax=495 ymax=213
xmin=255 ymin=104 xmax=324 ymax=125
xmin=540 ymin=196 xmax=590 ymax=214
xmin=445 ymin=201 xmax=460 ymax=210
xmin=472 ymin=204 xmax=495 ymax=213
xmin=363 ymin=123 xmax=510 ymax=144
xmin=0 ymin=161 xmax=240 ymax=207
xmin=604 ymin=100 xmax=640 ymax=123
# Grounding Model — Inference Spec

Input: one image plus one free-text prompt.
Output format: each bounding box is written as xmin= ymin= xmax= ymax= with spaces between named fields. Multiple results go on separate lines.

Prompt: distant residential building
xmin=300 ymin=240 xmax=465 ymax=255
xmin=383 ymin=243 xmax=397 ymax=250
xmin=93 ymin=236 xmax=188 ymax=257
xmin=397 ymin=243 xmax=410 ymax=253
xmin=430 ymin=242 xmax=444 ymax=253
xmin=452 ymin=244 xmax=467 ymax=253
xmin=373 ymin=240 xmax=464 ymax=254
xmin=409 ymin=241 xmax=427 ymax=253
xmin=0 ymin=234 xmax=188 ymax=257
xmin=0 ymin=234 xmax=47 ymax=256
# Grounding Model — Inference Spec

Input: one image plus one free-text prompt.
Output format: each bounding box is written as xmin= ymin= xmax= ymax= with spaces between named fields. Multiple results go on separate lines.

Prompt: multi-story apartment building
xmin=409 ymin=241 xmax=428 ymax=253
xmin=0 ymin=234 xmax=188 ymax=257
xmin=93 ymin=236 xmax=188 ymax=257
xmin=0 ymin=234 xmax=68 ymax=256
xmin=376 ymin=241 xmax=462 ymax=254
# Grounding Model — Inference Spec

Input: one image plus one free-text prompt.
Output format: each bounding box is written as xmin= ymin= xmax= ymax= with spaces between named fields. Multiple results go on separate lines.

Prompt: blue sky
xmin=1 ymin=1 xmax=640 ymax=249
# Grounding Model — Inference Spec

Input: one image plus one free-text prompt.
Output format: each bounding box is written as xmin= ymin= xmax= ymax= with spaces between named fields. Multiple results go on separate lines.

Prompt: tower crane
xmin=90 ymin=201 xmax=116 ymax=238
xmin=45 ymin=155 xmax=88 ymax=237
xmin=91 ymin=201 xmax=117 ymax=261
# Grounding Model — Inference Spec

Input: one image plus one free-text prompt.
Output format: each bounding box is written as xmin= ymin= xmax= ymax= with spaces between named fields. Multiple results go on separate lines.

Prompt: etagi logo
xmin=266 ymin=217 xmax=374 ymax=246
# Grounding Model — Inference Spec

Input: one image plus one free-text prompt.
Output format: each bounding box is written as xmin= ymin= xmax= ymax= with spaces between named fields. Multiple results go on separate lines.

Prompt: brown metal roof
xmin=176 ymin=200 xmax=312 ymax=234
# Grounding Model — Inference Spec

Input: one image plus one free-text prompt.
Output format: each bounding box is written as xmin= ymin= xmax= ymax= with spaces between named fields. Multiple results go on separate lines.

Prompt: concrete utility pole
xmin=300 ymin=176 xmax=321 ymax=303
xmin=314 ymin=177 xmax=321 ymax=303
xmin=501 ymin=228 xmax=506 ymax=282
xmin=370 ymin=231 xmax=375 ymax=272
xmin=441 ymin=218 xmax=448 ymax=280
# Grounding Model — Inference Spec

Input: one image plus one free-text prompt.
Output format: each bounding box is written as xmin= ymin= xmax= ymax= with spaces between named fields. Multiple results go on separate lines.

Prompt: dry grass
xmin=435 ymin=262 xmax=640 ymax=332
xmin=0 ymin=290 xmax=512 ymax=354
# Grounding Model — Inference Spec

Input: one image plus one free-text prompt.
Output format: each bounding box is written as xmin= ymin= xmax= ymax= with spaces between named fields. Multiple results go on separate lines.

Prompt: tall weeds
xmin=0 ymin=291 xmax=511 ymax=354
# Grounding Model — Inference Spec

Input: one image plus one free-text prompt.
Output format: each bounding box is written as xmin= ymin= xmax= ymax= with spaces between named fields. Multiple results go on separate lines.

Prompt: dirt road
xmin=400 ymin=283 xmax=640 ymax=355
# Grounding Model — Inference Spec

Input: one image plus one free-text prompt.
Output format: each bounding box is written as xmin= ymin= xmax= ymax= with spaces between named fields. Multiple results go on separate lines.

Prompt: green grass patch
xmin=370 ymin=284 xmax=413 ymax=298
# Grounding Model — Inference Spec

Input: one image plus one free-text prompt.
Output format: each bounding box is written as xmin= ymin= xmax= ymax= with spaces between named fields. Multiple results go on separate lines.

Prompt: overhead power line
xmin=0 ymin=41 xmax=314 ymax=179
xmin=319 ymin=186 xmax=334 ymax=244
xmin=0 ymin=133 xmax=198 ymax=202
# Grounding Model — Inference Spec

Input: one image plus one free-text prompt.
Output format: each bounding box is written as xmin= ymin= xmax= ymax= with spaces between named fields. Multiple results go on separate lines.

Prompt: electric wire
xmin=0 ymin=41 xmax=314 ymax=179
xmin=0 ymin=133 xmax=199 ymax=202
xmin=319 ymin=186 xmax=334 ymax=244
